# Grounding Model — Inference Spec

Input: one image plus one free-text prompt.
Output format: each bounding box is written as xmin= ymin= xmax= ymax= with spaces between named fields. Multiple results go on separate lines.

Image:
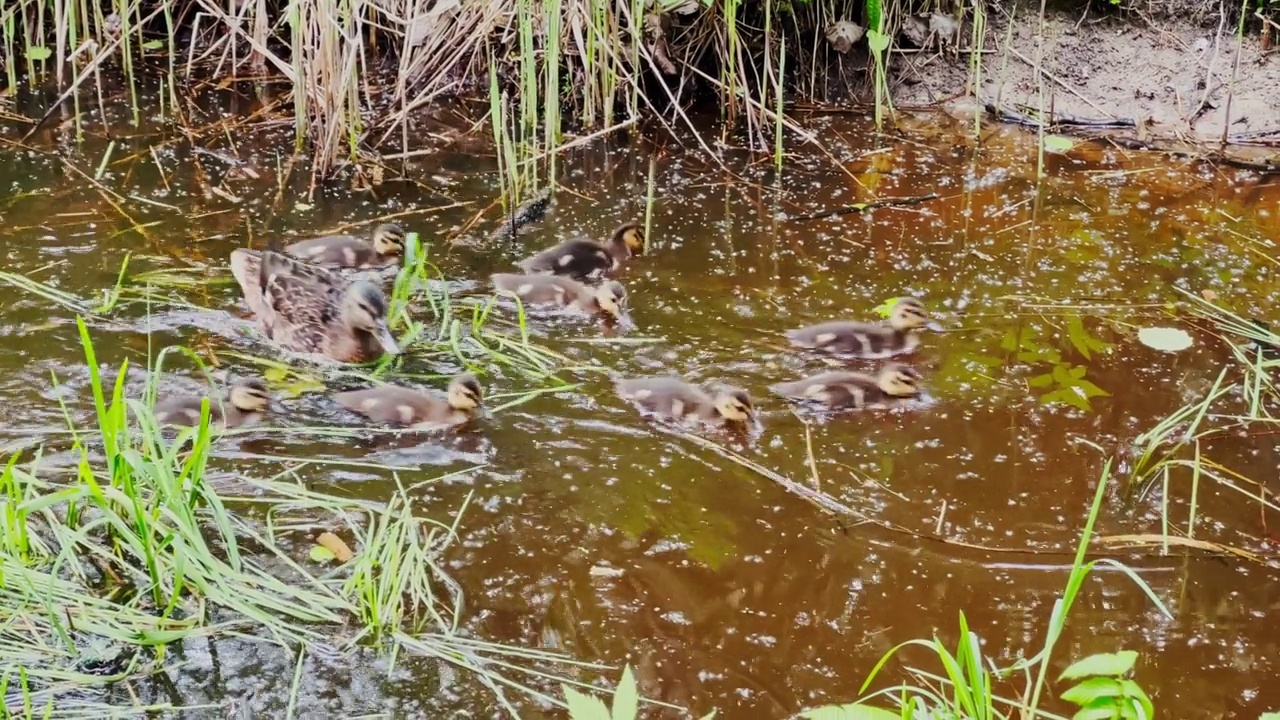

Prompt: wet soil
xmin=891 ymin=1 xmax=1280 ymax=160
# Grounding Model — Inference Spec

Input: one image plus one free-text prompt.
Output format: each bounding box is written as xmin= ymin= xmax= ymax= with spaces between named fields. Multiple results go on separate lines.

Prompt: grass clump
xmin=0 ymin=315 xmax=598 ymax=714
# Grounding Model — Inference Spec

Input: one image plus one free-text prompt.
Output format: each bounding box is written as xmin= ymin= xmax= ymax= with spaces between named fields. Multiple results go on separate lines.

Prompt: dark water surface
xmin=3 ymin=90 xmax=1280 ymax=718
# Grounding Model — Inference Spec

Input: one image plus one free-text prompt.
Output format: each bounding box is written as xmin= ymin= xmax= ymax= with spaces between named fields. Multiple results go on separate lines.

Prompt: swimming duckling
xmin=516 ymin=222 xmax=645 ymax=280
xmin=771 ymin=363 xmax=922 ymax=409
xmin=786 ymin=297 xmax=930 ymax=359
xmin=334 ymin=373 xmax=484 ymax=429
xmin=229 ymin=249 xmax=401 ymax=363
xmin=491 ymin=273 xmax=627 ymax=320
xmin=615 ymin=377 xmax=755 ymax=425
xmin=284 ymin=223 xmax=407 ymax=269
xmin=154 ymin=377 xmax=273 ymax=429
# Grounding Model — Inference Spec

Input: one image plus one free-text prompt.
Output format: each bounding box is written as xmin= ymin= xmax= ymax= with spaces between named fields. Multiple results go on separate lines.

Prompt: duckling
xmin=516 ymin=222 xmax=645 ymax=280
xmin=786 ymin=297 xmax=930 ymax=359
xmin=615 ymin=377 xmax=755 ymax=424
xmin=154 ymin=377 xmax=272 ymax=429
xmin=334 ymin=373 xmax=484 ymax=429
xmin=491 ymin=273 xmax=627 ymax=321
xmin=284 ymin=223 xmax=406 ymax=269
xmin=771 ymin=362 xmax=922 ymax=409
xmin=229 ymin=249 xmax=401 ymax=363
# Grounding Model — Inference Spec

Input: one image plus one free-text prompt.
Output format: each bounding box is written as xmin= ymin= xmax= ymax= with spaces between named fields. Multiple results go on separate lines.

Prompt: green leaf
xmin=698 ymin=713 xmax=717 ymax=720
xmin=864 ymin=0 xmax=883 ymax=33
xmin=27 ymin=46 xmax=52 ymax=61
xmin=1060 ymin=651 xmax=1138 ymax=680
xmin=866 ymin=29 xmax=891 ymax=53
xmin=308 ymin=545 xmax=336 ymax=563
xmin=1072 ymin=705 xmax=1122 ymax=720
xmin=1043 ymin=134 xmax=1075 ymax=153
xmin=1065 ymin=315 xmax=1095 ymax=359
xmin=263 ymin=366 xmax=289 ymax=382
xmin=611 ymin=665 xmax=637 ymax=720
xmin=1061 ymin=677 xmax=1126 ymax=706
xmin=1027 ymin=372 xmax=1055 ymax=388
xmin=1137 ymin=326 xmax=1193 ymax=352
xmin=142 ymin=39 xmax=165 ymax=50
xmin=799 ymin=704 xmax=902 ymax=720
xmin=872 ymin=297 xmax=901 ymax=318
xmin=1119 ymin=679 xmax=1154 ymax=718
xmin=564 ymin=686 xmax=612 ymax=720
xmin=1259 ymin=714 xmax=1280 ymax=720
xmin=1073 ymin=379 xmax=1111 ymax=398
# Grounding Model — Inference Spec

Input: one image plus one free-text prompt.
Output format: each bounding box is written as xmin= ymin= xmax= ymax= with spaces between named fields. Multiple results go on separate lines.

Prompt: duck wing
xmin=255 ymin=251 xmax=346 ymax=351
xmin=517 ymin=240 xmax=611 ymax=278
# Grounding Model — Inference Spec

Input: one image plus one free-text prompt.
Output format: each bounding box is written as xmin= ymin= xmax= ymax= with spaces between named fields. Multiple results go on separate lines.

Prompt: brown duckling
xmin=771 ymin=362 xmax=922 ymax=409
xmin=154 ymin=377 xmax=273 ymax=429
xmin=516 ymin=222 xmax=645 ymax=280
xmin=786 ymin=297 xmax=930 ymax=359
xmin=229 ymin=249 xmax=401 ymax=363
xmin=284 ymin=223 xmax=407 ymax=269
xmin=615 ymin=377 xmax=755 ymax=425
xmin=334 ymin=373 xmax=483 ymax=429
xmin=491 ymin=273 xmax=627 ymax=320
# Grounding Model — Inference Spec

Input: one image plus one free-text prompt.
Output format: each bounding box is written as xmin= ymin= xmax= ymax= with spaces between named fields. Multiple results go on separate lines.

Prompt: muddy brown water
xmin=3 ymin=98 xmax=1280 ymax=718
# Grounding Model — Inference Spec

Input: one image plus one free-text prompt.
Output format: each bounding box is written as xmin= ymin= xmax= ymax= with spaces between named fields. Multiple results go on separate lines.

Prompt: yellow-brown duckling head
xmin=614 ymin=223 xmax=646 ymax=255
xmin=887 ymin=297 xmax=929 ymax=332
xmin=447 ymin=373 xmax=484 ymax=411
xmin=876 ymin=363 xmax=923 ymax=397
xmin=372 ymin=223 xmax=407 ymax=257
xmin=594 ymin=280 xmax=628 ymax=319
xmin=713 ymin=386 xmax=755 ymax=422
xmin=229 ymin=377 xmax=273 ymax=413
xmin=341 ymin=281 xmax=401 ymax=355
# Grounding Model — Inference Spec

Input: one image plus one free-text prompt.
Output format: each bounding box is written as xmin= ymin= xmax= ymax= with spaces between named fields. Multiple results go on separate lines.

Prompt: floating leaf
xmin=309 ymin=545 xmax=336 ymax=563
xmin=564 ymin=686 xmax=612 ymax=720
xmin=611 ymin=665 xmax=637 ymax=720
xmin=872 ymin=297 xmax=901 ymax=318
xmin=1043 ymin=135 xmax=1076 ymax=154
xmin=800 ymin=704 xmax=902 ymax=720
xmin=1137 ymin=327 xmax=1193 ymax=353
xmin=27 ymin=46 xmax=52 ymax=61
xmin=1060 ymin=651 xmax=1138 ymax=681
xmin=317 ymin=531 xmax=354 ymax=563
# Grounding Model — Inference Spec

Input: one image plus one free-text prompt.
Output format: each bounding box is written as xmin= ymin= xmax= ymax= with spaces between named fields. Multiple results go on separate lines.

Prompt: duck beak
xmin=378 ymin=325 xmax=402 ymax=355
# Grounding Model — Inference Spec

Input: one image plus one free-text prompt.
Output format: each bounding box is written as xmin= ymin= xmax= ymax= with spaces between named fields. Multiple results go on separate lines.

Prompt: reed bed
xmin=5 ymin=0 xmax=994 ymax=179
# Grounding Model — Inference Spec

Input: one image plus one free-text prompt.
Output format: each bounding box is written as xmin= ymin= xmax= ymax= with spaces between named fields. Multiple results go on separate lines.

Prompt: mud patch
xmin=891 ymin=2 xmax=1280 ymax=152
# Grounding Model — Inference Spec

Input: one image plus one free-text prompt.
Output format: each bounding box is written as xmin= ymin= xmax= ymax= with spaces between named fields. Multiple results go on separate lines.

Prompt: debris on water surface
xmin=1137 ymin=327 xmax=1193 ymax=353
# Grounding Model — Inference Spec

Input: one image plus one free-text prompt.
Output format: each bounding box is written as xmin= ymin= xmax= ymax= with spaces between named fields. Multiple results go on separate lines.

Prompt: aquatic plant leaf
xmin=872 ymin=297 xmax=901 ymax=318
xmin=864 ymin=0 xmax=882 ymax=33
xmin=611 ymin=665 xmax=638 ymax=720
xmin=563 ymin=686 xmax=612 ymax=720
xmin=1137 ymin=327 xmax=1193 ymax=352
xmin=1071 ymin=705 xmax=1122 ymax=720
xmin=799 ymin=704 xmax=901 ymax=720
xmin=143 ymin=40 xmax=165 ymax=50
xmin=1060 ymin=676 xmax=1126 ymax=706
xmin=1259 ymin=713 xmax=1280 ymax=720
xmin=27 ymin=46 xmax=52 ymax=61
xmin=309 ymin=545 xmax=337 ymax=563
xmin=866 ymin=29 xmax=891 ymax=53
xmin=1060 ymin=650 xmax=1138 ymax=680
xmin=1074 ymin=379 xmax=1110 ymax=398
xmin=1027 ymin=372 xmax=1055 ymax=388
xmin=1043 ymin=135 xmax=1075 ymax=154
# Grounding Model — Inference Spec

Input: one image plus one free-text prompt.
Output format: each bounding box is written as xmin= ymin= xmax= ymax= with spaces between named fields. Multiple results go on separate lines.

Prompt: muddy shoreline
xmin=886 ymin=2 xmax=1279 ymax=168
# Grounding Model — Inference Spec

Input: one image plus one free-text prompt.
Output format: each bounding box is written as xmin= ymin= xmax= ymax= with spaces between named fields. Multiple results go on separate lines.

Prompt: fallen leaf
xmin=317 ymin=531 xmax=355 ymax=563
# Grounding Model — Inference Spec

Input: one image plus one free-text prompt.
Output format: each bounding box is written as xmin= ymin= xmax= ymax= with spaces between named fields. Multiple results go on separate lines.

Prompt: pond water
xmin=3 ymin=85 xmax=1280 ymax=718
